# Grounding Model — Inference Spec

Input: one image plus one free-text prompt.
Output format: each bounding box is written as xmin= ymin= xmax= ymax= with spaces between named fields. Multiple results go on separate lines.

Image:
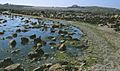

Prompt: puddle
xmin=0 ymin=14 xmax=83 ymax=70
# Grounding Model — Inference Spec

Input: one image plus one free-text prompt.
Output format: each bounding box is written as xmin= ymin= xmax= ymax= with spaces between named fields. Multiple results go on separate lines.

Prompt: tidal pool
xmin=0 ymin=14 xmax=83 ymax=70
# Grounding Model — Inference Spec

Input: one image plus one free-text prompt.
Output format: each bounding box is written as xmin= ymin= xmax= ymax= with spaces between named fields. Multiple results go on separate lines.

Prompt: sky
xmin=0 ymin=0 xmax=120 ymax=9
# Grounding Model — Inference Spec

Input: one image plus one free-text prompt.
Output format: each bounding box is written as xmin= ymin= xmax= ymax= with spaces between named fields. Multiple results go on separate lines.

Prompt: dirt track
xmin=70 ymin=21 xmax=120 ymax=71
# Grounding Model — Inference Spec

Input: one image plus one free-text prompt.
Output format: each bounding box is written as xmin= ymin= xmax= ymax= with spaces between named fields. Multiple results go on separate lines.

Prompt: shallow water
xmin=0 ymin=14 xmax=83 ymax=70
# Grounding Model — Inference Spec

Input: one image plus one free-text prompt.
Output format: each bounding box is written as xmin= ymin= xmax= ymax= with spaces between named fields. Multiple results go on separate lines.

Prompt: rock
xmin=28 ymin=48 xmax=44 ymax=59
xmin=12 ymin=33 xmax=17 ymax=38
xmin=24 ymin=20 xmax=30 ymax=23
xmin=9 ymin=40 xmax=16 ymax=48
xmin=28 ymin=51 xmax=39 ymax=59
xmin=67 ymin=32 xmax=74 ymax=35
xmin=58 ymin=30 xmax=68 ymax=35
xmin=4 ymin=64 xmax=24 ymax=71
xmin=65 ymin=35 xmax=72 ymax=40
xmin=37 ymin=43 xmax=42 ymax=48
xmin=31 ymin=22 xmax=37 ymax=25
xmin=0 ymin=31 xmax=4 ymax=35
xmin=51 ymin=37 xmax=56 ymax=41
xmin=21 ymin=37 xmax=29 ymax=45
xmin=16 ymin=29 xmax=21 ymax=33
xmin=60 ymin=40 xmax=65 ymax=43
xmin=0 ymin=57 xmax=13 ymax=68
xmin=6 ymin=36 xmax=13 ymax=39
xmin=34 ymin=37 xmax=42 ymax=44
xmin=11 ymin=49 xmax=20 ymax=54
xmin=33 ymin=63 xmax=52 ymax=71
xmin=49 ymin=63 xmax=62 ymax=71
xmin=34 ymin=37 xmax=46 ymax=45
xmin=2 ymin=20 xmax=7 ymax=23
xmin=30 ymin=34 xmax=36 ymax=39
xmin=59 ymin=43 xmax=66 ymax=51
xmin=33 ymin=67 xmax=42 ymax=71
xmin=21 ymin=29 xmax=29 ymax=32
xmin=52 ymin=24 xmax=60 ymax=28
xmin=35 ymin=48 xmax=44 ymax=54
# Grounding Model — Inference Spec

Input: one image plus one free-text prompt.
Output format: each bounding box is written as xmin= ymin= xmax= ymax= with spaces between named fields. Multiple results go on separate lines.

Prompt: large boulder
xmin=4 ymin=64 xmax=24 ymax=71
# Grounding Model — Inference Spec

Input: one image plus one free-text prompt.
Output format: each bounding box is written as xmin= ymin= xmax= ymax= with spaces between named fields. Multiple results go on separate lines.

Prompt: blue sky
xmin=0 ymin=0 xmax=120 ymax=9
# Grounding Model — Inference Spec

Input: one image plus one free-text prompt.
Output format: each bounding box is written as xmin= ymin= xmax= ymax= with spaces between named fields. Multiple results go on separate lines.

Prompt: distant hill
xmin=67 ymin=5 xmax=120 ymax=13
xmin=0 ymin=4 xmax=120 ymax=14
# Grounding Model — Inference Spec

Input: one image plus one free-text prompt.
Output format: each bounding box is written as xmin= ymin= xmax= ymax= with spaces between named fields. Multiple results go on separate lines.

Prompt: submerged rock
xmin=0 ymin=57 xmax=13 ymax=68
xmin=9 ymin=40 xmax=16 ymax=48
xmin=21 ymin=37 xmax=29 ymax=45
xmin=4 ymin=64 xmax=24 ymax=71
